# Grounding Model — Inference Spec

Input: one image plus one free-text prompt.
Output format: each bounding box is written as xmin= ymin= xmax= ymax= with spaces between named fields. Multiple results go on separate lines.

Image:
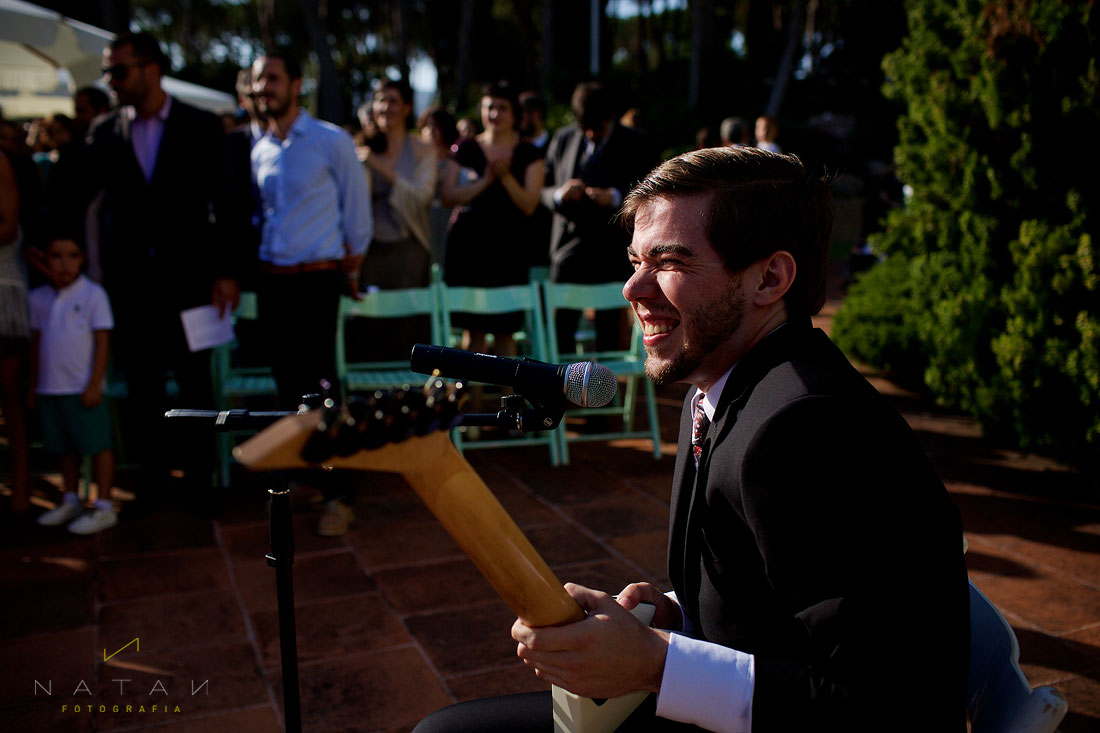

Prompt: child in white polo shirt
xmin=29 ymin=234 xmax=117 ymax=534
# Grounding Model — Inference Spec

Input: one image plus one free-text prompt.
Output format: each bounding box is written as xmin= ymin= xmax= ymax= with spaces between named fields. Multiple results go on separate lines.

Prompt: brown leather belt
xmin=259 ymin=259 xmax=343 ymax=275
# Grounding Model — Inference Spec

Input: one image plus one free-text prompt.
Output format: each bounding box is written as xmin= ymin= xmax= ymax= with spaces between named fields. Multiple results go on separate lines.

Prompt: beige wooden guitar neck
xmin=233 ymin=411 xmax=585 ymax=628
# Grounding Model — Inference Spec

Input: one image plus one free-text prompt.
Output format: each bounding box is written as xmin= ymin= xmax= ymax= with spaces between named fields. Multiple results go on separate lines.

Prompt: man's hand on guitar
xmin=616 ymin=582 xmax=684 ymax=631
xmin=512 ymin=582 xmax=670 ymax=700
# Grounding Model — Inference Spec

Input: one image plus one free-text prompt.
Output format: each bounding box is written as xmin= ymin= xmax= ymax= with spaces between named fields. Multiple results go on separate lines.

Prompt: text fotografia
xmin=60 ymin=703 xmax=182 ymax=714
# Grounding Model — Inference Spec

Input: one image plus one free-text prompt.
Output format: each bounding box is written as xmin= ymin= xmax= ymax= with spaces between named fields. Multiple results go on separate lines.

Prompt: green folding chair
xmin=542 ymin=281 xmax=662 ymax=465
xmin=212 ymin=291 xmax=278 ymax=486
xmin=337 ymin=268 xmax=443 ymax=392
xmin=437 ymin=279 xmax=561 ymax=465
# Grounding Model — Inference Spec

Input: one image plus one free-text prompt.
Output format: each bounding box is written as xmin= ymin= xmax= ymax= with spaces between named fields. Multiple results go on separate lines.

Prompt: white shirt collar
xmin=691 ymin=365 xmax=734 ymax=423
xmin=125 ymin=93 xmax=172 ymax=122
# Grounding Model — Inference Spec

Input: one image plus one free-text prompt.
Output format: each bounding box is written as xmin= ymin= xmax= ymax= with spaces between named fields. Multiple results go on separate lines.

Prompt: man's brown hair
xmin=620 ymin=146 xmax=834 ymax=317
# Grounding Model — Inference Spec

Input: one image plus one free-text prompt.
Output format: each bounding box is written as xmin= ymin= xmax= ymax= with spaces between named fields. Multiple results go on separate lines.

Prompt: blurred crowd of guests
xmin=0 ymin=31 xmax=789 ymax=534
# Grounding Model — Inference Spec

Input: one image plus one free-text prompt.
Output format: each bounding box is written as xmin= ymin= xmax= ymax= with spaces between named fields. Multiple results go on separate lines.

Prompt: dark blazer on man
xmin=86 ymin=97 xmax=237 ymax=311
xmin=82 ymin=97 xmax=240 ymax=499
xmin=669 ymin=320 xmax=970 ymax=731
xmin=540 ymin=121 xmax=650 ymax=283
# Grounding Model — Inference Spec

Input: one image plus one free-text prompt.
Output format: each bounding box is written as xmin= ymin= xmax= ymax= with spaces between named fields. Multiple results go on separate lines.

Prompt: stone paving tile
xmin=372 ymin=557 xmax=498 ymax=616
xmin=607 ymin=529 xmax=672 ymax=585
xmin=560 ymin=496 xmax=669 ymax=539
xmin=1050 ymin=674 xmax=1100 ymax=732
xmin=0 ymin=550 xmax=95 ymax=638
xmin=0 ymin=626 xmax=97 ymax=708
xmin=972 ymin=570 xmax=1100 ymax=636
xmin=346 ymin=518 xmax=463 ymax=570
xmin=218 ymin=512 xmax=348 ymax=564
xmin=93 ymin=640 xmax=268 ymax=730
xmin=99 ymin=589 xmax=247 ymax=656
xmin=232 ymin=550 xmax=376 ymax=614
xmin=96 ymin=510 xmax=216 ymax=557
xmin=550 ymin=559 xmax=646 ymax=600
xmin=0 ymin=701 xmax=95 ymax=733
xmin=446 ymin=664 xmax=550 ymax=702
xmin=251 ymin=592 xmax=411 ymax=668
xmin=525 ymin=523 xmax=610 ymax=567
xmin=954 ymin=490 xmax=1092 ymax=548
xmin=1062 ymin=624 xmax=1100 ymax=666
xmin=1011 ymin=627 xmax=1100 ymax=685
xmin=273 ymin=647 xmax=453 ymax=732
xmin=98 ymin=547 xmax=233 ymax=603
xmin=115 ymin=705 xmax=281 ymax=732
xmin=404 ymin=600 xmax=519 ymax=677
xmin=964 ymin=535 xmax=1043 ymax=579
xmin=994 ymin=533 xmax=1100 ymax=584
xmin=493 ymin=486 xmax=561 ymax=528
xmin=487 ymin=452 xmax=631 ymax=506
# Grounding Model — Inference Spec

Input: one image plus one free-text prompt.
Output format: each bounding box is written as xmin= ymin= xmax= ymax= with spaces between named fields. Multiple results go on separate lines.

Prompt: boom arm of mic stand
xmin=164 ymin=408 xmax=299 ymax=432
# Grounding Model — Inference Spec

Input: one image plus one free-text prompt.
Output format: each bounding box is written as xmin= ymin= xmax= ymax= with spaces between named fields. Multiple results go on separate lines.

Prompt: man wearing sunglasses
xmin=82 ymin=32 xmax=243 ymax=517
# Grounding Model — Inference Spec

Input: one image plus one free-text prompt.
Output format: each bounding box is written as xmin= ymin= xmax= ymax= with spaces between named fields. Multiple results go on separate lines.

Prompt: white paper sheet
xmin=180 ymin=305 xmax=235 ymax=352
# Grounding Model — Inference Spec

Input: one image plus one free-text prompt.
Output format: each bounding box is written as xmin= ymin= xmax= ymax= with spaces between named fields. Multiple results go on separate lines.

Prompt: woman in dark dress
xmin=440 ymin=81 xmax=544 ymax=356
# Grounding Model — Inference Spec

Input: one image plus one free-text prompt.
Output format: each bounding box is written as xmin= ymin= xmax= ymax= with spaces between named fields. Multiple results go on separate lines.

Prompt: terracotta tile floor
xmin=2 ymin=331 xmax=1099 ymax=731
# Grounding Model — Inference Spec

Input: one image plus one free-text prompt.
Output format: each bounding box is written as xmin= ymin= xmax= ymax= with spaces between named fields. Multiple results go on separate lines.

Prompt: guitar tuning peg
xmin=330 ymin=403 xmax=362 ymax=458
xmin=385 ymin=389 xmax=416 ymax=443
xmin=359 ymin=390 xmax=391 ymax=450
xmin=300 ymin=399 xmax=342 ymax=463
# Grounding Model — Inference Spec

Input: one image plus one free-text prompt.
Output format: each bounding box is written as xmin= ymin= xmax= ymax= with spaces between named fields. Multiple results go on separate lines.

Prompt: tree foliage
xmin=30 ymin=1 xmax=907 ymax=155
xmin=834 ymin=0 xmax=1100 ymax=474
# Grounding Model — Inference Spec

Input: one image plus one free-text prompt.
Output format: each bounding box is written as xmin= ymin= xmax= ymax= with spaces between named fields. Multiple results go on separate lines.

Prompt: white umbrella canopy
xmin=0 ymin=0 xmax=114 ymax=90
xmin=0 ymin=0 xmax=237 ymax=118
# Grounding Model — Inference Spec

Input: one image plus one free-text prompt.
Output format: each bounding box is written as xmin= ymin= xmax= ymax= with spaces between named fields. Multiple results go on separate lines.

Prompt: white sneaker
xmin=67 ymin=507 xmax=118 ymax=535
xmin=37 ymin=496 xmax=85 ymax=526
xmin=317 ymin=500 xmax=354 ymax=537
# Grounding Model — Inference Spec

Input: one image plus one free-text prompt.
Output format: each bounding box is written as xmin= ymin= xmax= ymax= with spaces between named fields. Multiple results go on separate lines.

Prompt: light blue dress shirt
xmin=252 ymin=110 xmax=373 ymax=266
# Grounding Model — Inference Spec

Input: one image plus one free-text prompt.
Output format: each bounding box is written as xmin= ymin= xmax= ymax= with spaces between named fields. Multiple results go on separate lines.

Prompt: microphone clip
xmin=460 ymin=391 xmax=566 ymax=432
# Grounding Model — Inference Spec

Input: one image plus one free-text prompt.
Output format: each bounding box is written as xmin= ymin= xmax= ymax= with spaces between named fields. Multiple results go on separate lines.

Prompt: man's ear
xmin=750 ymin=251 xmax=796 ymax=307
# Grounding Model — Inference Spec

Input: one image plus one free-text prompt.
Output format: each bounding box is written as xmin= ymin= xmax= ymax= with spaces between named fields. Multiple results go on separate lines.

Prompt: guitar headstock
xmin=234 ymin=379 xmax=466 ymax=472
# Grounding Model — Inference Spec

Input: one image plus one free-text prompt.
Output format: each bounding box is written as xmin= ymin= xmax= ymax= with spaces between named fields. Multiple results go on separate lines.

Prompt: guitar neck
xmin=234 ymin=411 xmax=584 ymax=627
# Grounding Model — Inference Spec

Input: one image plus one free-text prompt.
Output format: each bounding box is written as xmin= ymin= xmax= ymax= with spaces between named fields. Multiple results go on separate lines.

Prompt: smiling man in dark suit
xmin=84 ymin=32 xmax=240 ymax=515
xmin=413 ymin=147 xmax=970 ymax=732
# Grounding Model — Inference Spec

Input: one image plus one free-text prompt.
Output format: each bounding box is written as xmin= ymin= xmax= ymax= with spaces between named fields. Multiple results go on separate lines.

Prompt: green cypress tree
xmin=833 ymin=0 xmax=1099 ymax=473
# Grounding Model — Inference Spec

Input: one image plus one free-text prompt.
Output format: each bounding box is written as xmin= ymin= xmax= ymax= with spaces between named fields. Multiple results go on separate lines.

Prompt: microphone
xmin=409 ymin=344 xmax=617 ymax=408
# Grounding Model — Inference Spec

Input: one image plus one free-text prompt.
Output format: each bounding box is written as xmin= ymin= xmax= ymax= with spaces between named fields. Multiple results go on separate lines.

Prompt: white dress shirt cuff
xmin=656 ymin=633 xmax=754 ymax=733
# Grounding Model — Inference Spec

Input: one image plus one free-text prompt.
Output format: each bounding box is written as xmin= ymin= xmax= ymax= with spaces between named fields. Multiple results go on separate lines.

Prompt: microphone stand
xmin=266 ymin=474 xmax=301 ymax=733
xmin=165 ymin=406 xmax=304 ymax=733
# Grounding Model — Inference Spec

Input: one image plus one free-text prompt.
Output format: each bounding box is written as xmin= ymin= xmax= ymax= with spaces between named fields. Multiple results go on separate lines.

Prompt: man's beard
xmin=257 ymin=93 xmax=289 ymax=119
xmin=645 ymin=279 xmax=745 ymax=386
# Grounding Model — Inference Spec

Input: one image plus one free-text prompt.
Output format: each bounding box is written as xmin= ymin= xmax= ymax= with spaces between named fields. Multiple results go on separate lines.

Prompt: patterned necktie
xmin=692 ymin=395 xmax=709 ymax=469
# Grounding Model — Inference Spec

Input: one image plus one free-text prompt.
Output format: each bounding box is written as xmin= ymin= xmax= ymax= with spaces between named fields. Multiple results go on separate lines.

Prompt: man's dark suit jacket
xmin=85 ymin=97 xmax=237 ymax=312
xmin=669 ymin=320 xmax=970 ymax=731
xmin=540 ymin=122 xmax=650 ymax=283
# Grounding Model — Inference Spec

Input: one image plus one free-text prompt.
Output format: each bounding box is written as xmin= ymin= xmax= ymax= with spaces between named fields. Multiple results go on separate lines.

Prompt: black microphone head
xmin=565 ymin=361 xmax=617 ymax=408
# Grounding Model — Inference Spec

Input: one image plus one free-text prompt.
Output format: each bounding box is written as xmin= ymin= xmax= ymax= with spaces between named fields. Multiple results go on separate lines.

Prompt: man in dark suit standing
xmin=462 ymin=147 xmax=968 ymax=731
xmin=542 ymin=82 xmax=651 ymax=355
xmin=85 ymin=32 xmax=240 ymax=515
